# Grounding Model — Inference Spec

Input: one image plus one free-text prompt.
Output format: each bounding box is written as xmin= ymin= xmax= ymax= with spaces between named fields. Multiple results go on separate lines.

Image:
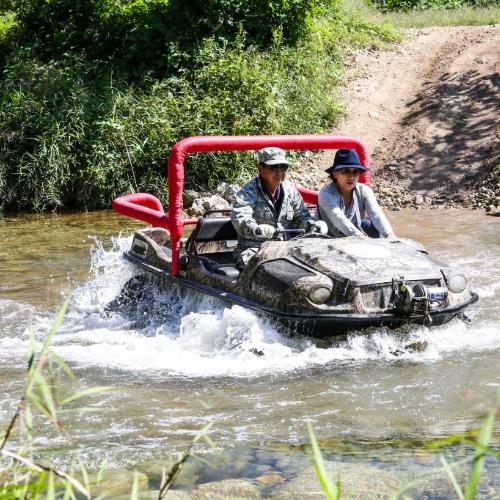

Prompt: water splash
xmin=0 ymin=234 xmax=498 ymax=378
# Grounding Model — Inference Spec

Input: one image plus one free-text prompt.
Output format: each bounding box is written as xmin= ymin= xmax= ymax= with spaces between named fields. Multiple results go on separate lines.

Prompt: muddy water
xmin=0 ymin=209 xmax=499 ymax=496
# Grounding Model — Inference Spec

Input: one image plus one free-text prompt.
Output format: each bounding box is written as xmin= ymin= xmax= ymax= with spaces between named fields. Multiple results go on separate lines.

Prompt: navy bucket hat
xmin=325 ymin=149 xmax=369 ymax=174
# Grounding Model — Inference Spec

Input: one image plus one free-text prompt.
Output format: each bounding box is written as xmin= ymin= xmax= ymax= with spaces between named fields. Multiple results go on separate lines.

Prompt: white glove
xmin=310 ymin=220 xmax=328 ymax=235
xmin=253 ymin=224 xmax=276 ymax=239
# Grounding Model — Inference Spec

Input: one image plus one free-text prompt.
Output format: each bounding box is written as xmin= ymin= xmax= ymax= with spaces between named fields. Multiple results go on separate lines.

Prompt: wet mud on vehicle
xmin=113 ymin=135 xmax=478 ymax=338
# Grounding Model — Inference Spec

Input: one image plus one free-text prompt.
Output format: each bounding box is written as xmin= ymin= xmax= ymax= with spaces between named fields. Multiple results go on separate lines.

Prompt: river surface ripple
xmin=0 ymin=209 xmax=499 ymax=496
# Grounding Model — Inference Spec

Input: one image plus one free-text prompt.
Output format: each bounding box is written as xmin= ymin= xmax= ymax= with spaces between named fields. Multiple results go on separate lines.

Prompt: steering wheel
xmin=274 ymin=228 xmax=332 ymax=240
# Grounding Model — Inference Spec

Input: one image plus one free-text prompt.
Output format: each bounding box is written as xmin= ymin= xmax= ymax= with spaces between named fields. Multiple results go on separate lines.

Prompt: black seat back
xmin=194 ymin=216 xmax=238 ymax=242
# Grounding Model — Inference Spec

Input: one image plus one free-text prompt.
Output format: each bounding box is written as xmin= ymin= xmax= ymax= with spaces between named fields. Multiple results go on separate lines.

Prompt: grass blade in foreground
xmin=0 ymin=299 xmax=108 ymax=498
xmin=465 ymin=390 xmax=498 ymax=500
xmin=307 ymin=421 xmax=340 ymax=500
xmin=440 ymin=455 xmax=465 ymax=500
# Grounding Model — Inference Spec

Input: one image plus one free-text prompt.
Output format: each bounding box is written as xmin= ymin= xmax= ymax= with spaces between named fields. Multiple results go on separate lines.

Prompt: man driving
xmin=231 ymin=147 xmax=327 ymax=268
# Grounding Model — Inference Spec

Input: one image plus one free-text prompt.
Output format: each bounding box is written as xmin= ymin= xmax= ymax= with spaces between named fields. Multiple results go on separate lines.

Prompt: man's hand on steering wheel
xmin=253 ymin=224 xmax=276 ymax=239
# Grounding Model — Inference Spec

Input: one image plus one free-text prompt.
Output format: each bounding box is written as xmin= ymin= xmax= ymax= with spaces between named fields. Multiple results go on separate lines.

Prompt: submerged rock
xmin=88 ymin=469 xmax=149 ymax=497
xmin=256 ymin=471 xmax=286 ymax=486
xmin=270 ymin=462 xmax=407 ymax=499
xmin=191 ymin=479 xmax=261 ymax=499
xmin=114 ymin=489 xmax=190 ymax=499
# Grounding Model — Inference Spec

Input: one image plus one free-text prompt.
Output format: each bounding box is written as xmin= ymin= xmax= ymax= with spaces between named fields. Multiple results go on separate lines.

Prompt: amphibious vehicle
xmin=112 ymin=134 xmax=478 ymax=337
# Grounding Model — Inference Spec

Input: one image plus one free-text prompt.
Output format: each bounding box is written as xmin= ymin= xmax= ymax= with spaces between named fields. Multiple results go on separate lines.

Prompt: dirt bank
xmin=291 ymin=25 xmax=500 ymax=214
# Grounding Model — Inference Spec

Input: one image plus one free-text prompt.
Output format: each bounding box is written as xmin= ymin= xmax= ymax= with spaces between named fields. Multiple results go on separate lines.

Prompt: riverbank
xmin=0 ymin=1 xmax=395 ymax=213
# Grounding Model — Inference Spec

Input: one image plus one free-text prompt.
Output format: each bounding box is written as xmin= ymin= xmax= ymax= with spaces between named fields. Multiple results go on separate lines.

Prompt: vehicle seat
xmin=193 ymin=216 xmax=238 ymax=242
xmin=212 ymin=264 xmax=240 ymax=279
xmin=187 ymin=216 xmax=240 ymax=280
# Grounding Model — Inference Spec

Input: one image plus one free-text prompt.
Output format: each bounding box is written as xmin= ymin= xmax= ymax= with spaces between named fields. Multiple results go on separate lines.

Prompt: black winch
xmin=392 ymin=277 xmax=448 ymax=324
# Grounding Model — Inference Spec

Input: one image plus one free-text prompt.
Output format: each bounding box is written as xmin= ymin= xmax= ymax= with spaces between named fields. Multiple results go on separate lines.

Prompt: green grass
xmin=382 ymin=5 xmax=499 ymax=27
xmin=307 ymin=421 xmax=341 ymax=499
xmin=343 ymin=0 xmax=500 ymax=27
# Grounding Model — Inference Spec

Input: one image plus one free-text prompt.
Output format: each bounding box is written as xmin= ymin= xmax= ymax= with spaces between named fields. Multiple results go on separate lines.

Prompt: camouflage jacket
xmin=231 ymin=177 xmax=314 ymax=250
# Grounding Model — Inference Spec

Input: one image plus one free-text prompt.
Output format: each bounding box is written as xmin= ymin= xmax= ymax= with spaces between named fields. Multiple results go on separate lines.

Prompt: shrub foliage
xmin=0 ymin=0 xmax=394 ymax=212
xmin=12 ymin=0 xmax=319 ymax=76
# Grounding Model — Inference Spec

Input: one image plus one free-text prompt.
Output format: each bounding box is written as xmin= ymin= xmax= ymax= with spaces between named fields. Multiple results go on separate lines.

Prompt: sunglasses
xmin=267 ymin=164 xmax=289 ymax=172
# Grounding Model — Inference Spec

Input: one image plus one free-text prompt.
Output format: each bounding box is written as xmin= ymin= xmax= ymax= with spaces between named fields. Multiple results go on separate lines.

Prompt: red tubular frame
xmin=113 ymin=134 xmax=371 ymax=276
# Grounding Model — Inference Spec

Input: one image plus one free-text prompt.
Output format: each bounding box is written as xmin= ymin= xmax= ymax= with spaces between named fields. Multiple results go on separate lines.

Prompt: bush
xmin=0 ymin=0 xmax=397 ymax=212
xmin=0 ymin=51 xmax=107 ymax=210
xmin=12 ymin=0 xmax=321 ymax=78
xmin=0 ymin=32 xmax=344 ymax=211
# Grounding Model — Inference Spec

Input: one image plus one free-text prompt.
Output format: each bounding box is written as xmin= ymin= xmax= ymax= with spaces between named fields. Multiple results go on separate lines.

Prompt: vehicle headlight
xmin=447 ymin=273 xmax=467 ymax=293
xmin=309 ymin=286 xmax=331 ymax=304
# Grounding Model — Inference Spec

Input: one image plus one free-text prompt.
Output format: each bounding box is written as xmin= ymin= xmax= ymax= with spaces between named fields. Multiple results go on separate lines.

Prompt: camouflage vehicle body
xmin=113 ymin=133 xmax=478 ymax=337
xmin=125 ymin=214 xmax=478 ymax=337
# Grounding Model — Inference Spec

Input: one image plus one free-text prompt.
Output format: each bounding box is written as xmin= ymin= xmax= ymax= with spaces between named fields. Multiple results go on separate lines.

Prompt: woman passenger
xmin=317 ymin=149 xmax=396 ymax=239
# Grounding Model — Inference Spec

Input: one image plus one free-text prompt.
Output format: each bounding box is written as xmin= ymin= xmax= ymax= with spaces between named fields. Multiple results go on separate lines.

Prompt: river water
xmin=0 ymin=209 xmax=499 ymax=497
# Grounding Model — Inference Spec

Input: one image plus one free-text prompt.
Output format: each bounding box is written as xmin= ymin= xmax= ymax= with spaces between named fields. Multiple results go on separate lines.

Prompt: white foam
xmin=0 ymin=234 xmax=498 ymax=378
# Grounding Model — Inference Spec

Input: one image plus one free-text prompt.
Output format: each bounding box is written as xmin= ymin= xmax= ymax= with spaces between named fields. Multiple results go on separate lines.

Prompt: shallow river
xmin=0 ymin=209 xmax=499 ymax=497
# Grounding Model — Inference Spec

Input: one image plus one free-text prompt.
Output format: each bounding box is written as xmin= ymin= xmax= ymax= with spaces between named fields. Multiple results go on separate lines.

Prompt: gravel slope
xmin=291 ymin=25 xmax=500 ymax=214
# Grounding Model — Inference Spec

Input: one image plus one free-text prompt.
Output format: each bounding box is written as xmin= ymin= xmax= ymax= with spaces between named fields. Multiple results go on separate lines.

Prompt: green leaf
xmin=307 ymin=421 xmax=340 ymax=500
xmin=193 ymin=422 xmax=214 ymax=443
xmin=80 ymin=461 xmax=91 ymax=493
xmin=25 ymin=404 xmax=33 ymax=436
xmin=96 ymin=459 xmax=108 ymax=485
xmin=201 ymin=434 xmax=218 ymax=451
xmin=25 ymin=300 xmax=70 ymax=394
xmin=50 ymin=351 xmax=77 ymax=382
xmin=427 ymin=429 xmax=480 ymax=449
xmin=61 ymin=386 xmax=109 ymax=406
xmin=465 ymin=392 xmax=498 ymax=500
xmin=33 ymin=370 xmax=59 ymax=426
xmin=63 ymin=477 xmax=77 ymax=500
xmin=27 ymin=331 xmax=36 ymax=367
xmin=440 ymin=454 xmax=464 ymax=500
xmin=47 ymin=471 xmax=56 ymax=499
xmin=42 ymin=298 xmax=71 ymax=355
xmin=130 ymin=472 xmax=140 ymax=500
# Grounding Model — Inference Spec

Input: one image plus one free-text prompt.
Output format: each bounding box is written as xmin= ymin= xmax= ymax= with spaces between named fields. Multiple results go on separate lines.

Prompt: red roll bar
xmin=113 ymin=134 xmax=371 ymax=276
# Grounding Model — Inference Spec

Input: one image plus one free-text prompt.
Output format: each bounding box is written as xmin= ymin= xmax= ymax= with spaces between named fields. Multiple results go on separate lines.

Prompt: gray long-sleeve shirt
xmin=317 ymin=182 xmax=394 ymax=237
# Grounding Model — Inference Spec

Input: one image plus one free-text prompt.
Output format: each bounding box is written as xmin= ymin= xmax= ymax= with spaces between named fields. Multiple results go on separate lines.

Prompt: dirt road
xmin=294 ymin=25 xmax=500 ymax=212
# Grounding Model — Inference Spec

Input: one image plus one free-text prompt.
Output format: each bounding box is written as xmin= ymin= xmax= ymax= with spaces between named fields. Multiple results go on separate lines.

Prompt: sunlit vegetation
xmin=0 ymin=0 xmax=497 ymax=213
xmin=369 ymin=0 xmax=498 ymax=12
xmin=343 ymin=0 xmax=500 ymax=27
xmin=0 ymin=0 xmax=394 ymax=213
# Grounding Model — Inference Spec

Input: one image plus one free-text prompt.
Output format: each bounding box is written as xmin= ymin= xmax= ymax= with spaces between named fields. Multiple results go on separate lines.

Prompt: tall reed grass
xmin=0 ymin=300 xmax=106 ymax=497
